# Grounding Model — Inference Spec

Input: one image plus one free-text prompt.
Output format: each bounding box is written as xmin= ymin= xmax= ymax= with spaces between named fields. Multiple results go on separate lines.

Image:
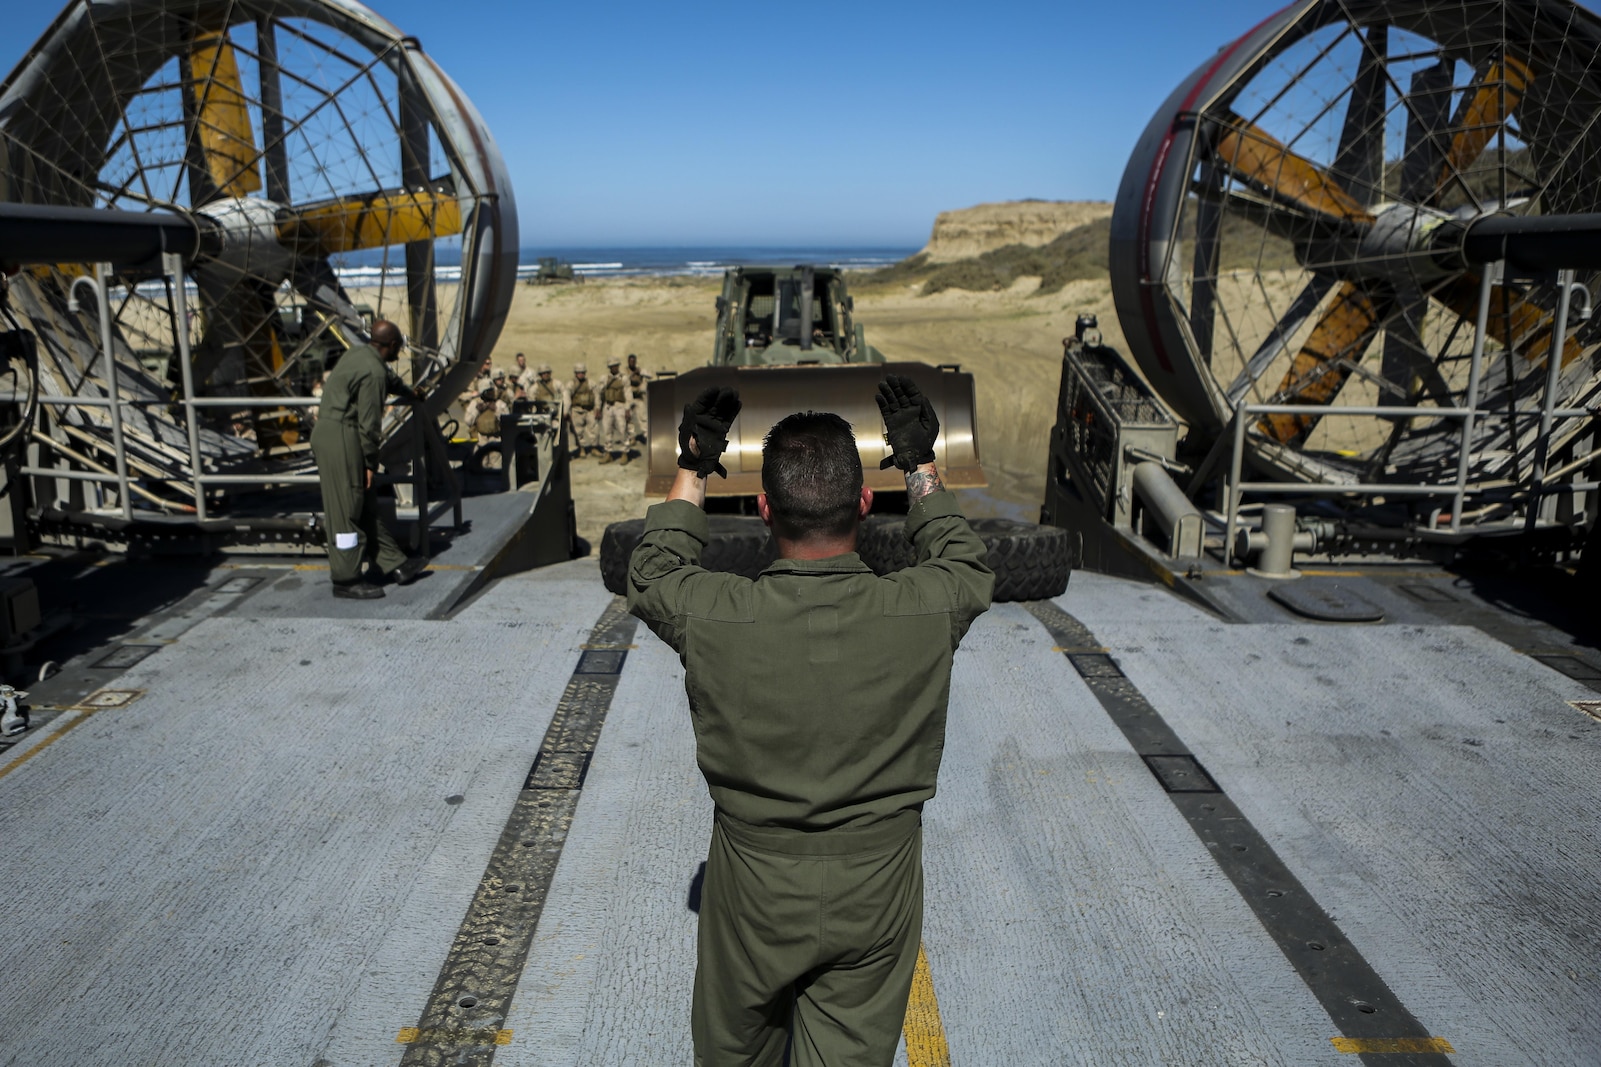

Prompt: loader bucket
xmin=644 ymin=361 xmax=985 ymax=497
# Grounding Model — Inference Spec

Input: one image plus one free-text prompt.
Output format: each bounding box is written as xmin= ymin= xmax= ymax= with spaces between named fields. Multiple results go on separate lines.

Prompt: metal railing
xmin=17 ymin=254 xmax=460 ymax=552
xmin=1221 ymin=262 xmax=1596 ymax=560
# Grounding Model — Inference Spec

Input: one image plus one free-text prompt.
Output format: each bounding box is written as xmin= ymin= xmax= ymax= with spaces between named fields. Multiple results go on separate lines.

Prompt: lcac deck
xmin=0 ymin=561 xmax=1596 ymax=1066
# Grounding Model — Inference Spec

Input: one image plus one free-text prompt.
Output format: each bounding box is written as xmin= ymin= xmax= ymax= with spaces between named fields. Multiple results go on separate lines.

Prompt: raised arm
xmin=628 ymin=387 xmax=743 ymax=646
xmin=876 ymin=375 xmax=993 ymax=640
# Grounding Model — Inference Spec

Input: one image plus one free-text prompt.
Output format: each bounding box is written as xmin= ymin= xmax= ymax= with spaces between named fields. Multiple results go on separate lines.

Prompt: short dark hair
xmin=762 ymin=412 xmax=863 ymax=540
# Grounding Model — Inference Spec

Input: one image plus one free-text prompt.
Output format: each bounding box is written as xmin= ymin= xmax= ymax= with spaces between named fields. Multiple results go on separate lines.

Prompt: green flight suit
xmin=309 ymin=343 xmax=410 ymax=584
xmin=628 ymin=490 xmax=992 ymax=1067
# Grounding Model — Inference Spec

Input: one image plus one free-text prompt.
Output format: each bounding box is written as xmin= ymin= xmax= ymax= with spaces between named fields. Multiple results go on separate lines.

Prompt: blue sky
xmin=3 ymin=0 xmax=1293 ymax=247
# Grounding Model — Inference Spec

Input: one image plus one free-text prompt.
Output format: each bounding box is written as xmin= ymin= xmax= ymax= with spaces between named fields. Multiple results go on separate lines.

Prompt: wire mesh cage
xmin=0 ymin=0 xmax=516 ymax=522
xmin=1112 ymin=0 xmax=1601 ymax=535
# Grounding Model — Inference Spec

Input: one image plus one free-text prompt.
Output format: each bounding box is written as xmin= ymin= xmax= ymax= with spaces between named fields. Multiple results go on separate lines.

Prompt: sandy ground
xmin=491 ymin=275 xmax=1124 ymax=547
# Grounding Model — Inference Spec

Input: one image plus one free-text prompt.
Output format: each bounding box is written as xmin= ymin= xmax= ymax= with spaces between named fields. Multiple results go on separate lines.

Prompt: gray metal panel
xmin=497 ymin=621 xmax=706 ymax=1067
xmin=1079 ymin=587 xmax=1601 ymax=1065
xmin=920 ymin=602 xmax=1344 ymax=1065
xmin=0 ymin=587 xmax=608 ymax=1067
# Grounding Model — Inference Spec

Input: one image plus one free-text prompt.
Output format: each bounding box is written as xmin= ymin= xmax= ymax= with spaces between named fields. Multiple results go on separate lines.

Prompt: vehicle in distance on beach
xmin=601 ymin=265 xmax=1070 ymax=600
xmin=528 ymin=256 xmax=582 ymax=284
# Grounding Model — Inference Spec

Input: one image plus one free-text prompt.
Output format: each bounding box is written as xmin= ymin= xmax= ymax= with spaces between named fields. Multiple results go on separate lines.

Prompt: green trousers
xmin=694 ymin=811 xmax=923 ymax=1067
xmin=314 ymin=452 xmax=407 ymax=584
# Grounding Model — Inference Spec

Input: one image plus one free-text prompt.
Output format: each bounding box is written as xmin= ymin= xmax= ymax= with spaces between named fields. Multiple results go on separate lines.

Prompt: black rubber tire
xmin=857 ymin=514 xmax=917 ymax=575
xmin=600 ymin=515 xmax=776 ymax=595
xmin=858 ymin=515 xmax=1071 ymax=602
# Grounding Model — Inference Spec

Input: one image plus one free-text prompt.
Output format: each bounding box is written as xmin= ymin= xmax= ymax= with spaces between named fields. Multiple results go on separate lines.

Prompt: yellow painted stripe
xmin=1570 ymin=701 xmax=1601 ymax=722
xmin=395 ymin=1026 xmax=512 ymax=1046
xmin=1331 ymin=1036 xmax=1455 ymax=1054
xmin=220 ymin=562 xmax=482 ymax=573
xmin=0 ymin=711 xmax=91 ymax=783
xmin=1052 ymin=646 xmax=1109 ymax=653
xmin=902 ymin=942 xmax=952 ymax=1067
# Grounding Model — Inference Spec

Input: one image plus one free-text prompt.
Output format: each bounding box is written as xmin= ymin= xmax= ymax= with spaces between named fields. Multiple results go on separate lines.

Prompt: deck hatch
xmin=575 ymin=649 xmax=628 ymax=674
xmin=1142 ymin=753 xmax=1221 ymax=793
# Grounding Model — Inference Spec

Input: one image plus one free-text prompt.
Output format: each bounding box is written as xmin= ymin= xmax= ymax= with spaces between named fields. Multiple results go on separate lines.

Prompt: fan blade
xmin=1189 ymin=165 xmax=1224 ymax=364
xmin=1380 ymin=286 xmax=1455 ymax=406
xmin=400 ymin=84 xmax=440 ymax=353
xmin=188 ymin=274 xmax=300 ymax=449
xmin=1258 ymin=281 xmax=1383 ymax=443
xmin=256 ymin=19 xmax=291 ymax=204
xmin=289 ymin=253 xmax=367 ymax=336
xmin=1399 ymin=59 xmax=1454 ymax=204
xmin=1332 ymin=23 xmax=1388 ymax=207
xmin=1436 ymin=275 xmax=1585 ymax=370
xmin=1437 ymin=57 xmax=1533 ymax=195
xmin=1226 ymin=273 xmax=1335 ymax=405
xmin=1214 ymin=114 xmax=1375 ymax=225
xmin=278 ymin=187 xmax=462 ymax=254
xmin=190 ymin=30 xmax=262 ymax=201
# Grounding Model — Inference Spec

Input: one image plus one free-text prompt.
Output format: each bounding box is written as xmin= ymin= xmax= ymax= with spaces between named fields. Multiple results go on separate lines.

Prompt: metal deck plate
xmin=1269 ymin=579 xmax=1386 ymax=622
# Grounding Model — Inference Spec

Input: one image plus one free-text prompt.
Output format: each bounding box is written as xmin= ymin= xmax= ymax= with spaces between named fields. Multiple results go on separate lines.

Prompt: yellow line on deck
xmin=1330 ymin=1036 xmax=1455 ymax=1054
xmin=0 ymin=711 xmax=91 ymax=783
xmin=903 ymin=942 xmax=952 ymax=1066
xmin=395 ymin=1026 xmax=512 ymax=1046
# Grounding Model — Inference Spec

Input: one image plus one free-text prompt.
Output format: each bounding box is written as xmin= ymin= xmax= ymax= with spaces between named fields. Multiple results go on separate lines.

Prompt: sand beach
xmin=486 ymin=202 xmax=1123 ymax=545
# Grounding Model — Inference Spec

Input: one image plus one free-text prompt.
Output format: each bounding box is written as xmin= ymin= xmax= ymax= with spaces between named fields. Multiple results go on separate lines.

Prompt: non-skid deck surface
xmin=0 ymin=566 xmax=1596 ymax=1065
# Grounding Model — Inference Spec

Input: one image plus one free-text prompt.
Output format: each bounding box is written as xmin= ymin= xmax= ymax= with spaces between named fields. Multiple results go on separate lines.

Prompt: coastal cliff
xmin=918 ymin=200 xmax=1114 ymax=262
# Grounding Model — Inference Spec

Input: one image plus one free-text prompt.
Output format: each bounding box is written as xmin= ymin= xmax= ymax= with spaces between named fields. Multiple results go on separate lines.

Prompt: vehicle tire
xmin=858 ymin=515 xmax=1071 ymax=602
xmin=969 ymin=519 xmax=1072 ymax=601
xmin=599 ymin=516 xmax=776 ymax=595
xmin=857 ymin=514 xmax=916 ymax=574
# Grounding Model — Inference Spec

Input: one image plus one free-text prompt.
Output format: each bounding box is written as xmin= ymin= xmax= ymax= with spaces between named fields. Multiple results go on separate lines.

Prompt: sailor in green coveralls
xmin=308 ymin=320 xmax=427 ymax=600
xmin=628 ymin=376 xmax=993 ymax=1066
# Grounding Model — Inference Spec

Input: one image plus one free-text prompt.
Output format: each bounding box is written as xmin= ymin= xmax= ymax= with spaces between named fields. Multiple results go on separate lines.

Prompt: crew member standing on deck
xmin=627 ymin=376 xmax=992 ymax=1066
xmin=566 ymin=362 xmax=598 ymax=457
xmin=598 ymin=356 xmax=632 ymax=464
xmin=309 ymin=320 xmax=428 ymax=600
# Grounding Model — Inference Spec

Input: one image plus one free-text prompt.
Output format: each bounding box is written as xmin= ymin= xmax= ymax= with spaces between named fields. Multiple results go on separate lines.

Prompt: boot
xmin=618 ymin=452 xmax=633 ymax=466
xmin=598 ymin=452 xmax=615 ymax=465
xmin=332 ymin=580 xmax=385 ymax=600
xmin=389 ymin=556 xmax=430 ymax=585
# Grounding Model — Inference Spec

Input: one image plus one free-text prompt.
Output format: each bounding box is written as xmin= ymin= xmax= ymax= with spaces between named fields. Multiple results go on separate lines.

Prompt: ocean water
xmin=328 ymin=245 xmax=918 ymax=286
xmin=521 ymin=246 xmax=919 ymax=279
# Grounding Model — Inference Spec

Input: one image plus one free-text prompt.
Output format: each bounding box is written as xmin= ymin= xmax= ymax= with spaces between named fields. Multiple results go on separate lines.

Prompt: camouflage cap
xmin=493 ymin=368 xmax=506 ymax=379
xmin=573 ymin=362 xmax=588 ymax=374
xmin=607 ymin=356 xmax=622 ymax=367
xmin=536 ymin=362 xmax=552 ymax=374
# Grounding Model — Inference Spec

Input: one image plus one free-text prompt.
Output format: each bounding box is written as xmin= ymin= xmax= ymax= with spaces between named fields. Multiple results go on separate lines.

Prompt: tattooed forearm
xmin=904 ymin=463 xmax=944 ymax=505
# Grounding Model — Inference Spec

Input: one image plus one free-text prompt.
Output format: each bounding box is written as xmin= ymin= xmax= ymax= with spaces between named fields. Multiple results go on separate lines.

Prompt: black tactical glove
xmin=678 ymin=386 xmax=742 ymax=478
xmin=875 ymin=374 xmax=939 ymax=471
